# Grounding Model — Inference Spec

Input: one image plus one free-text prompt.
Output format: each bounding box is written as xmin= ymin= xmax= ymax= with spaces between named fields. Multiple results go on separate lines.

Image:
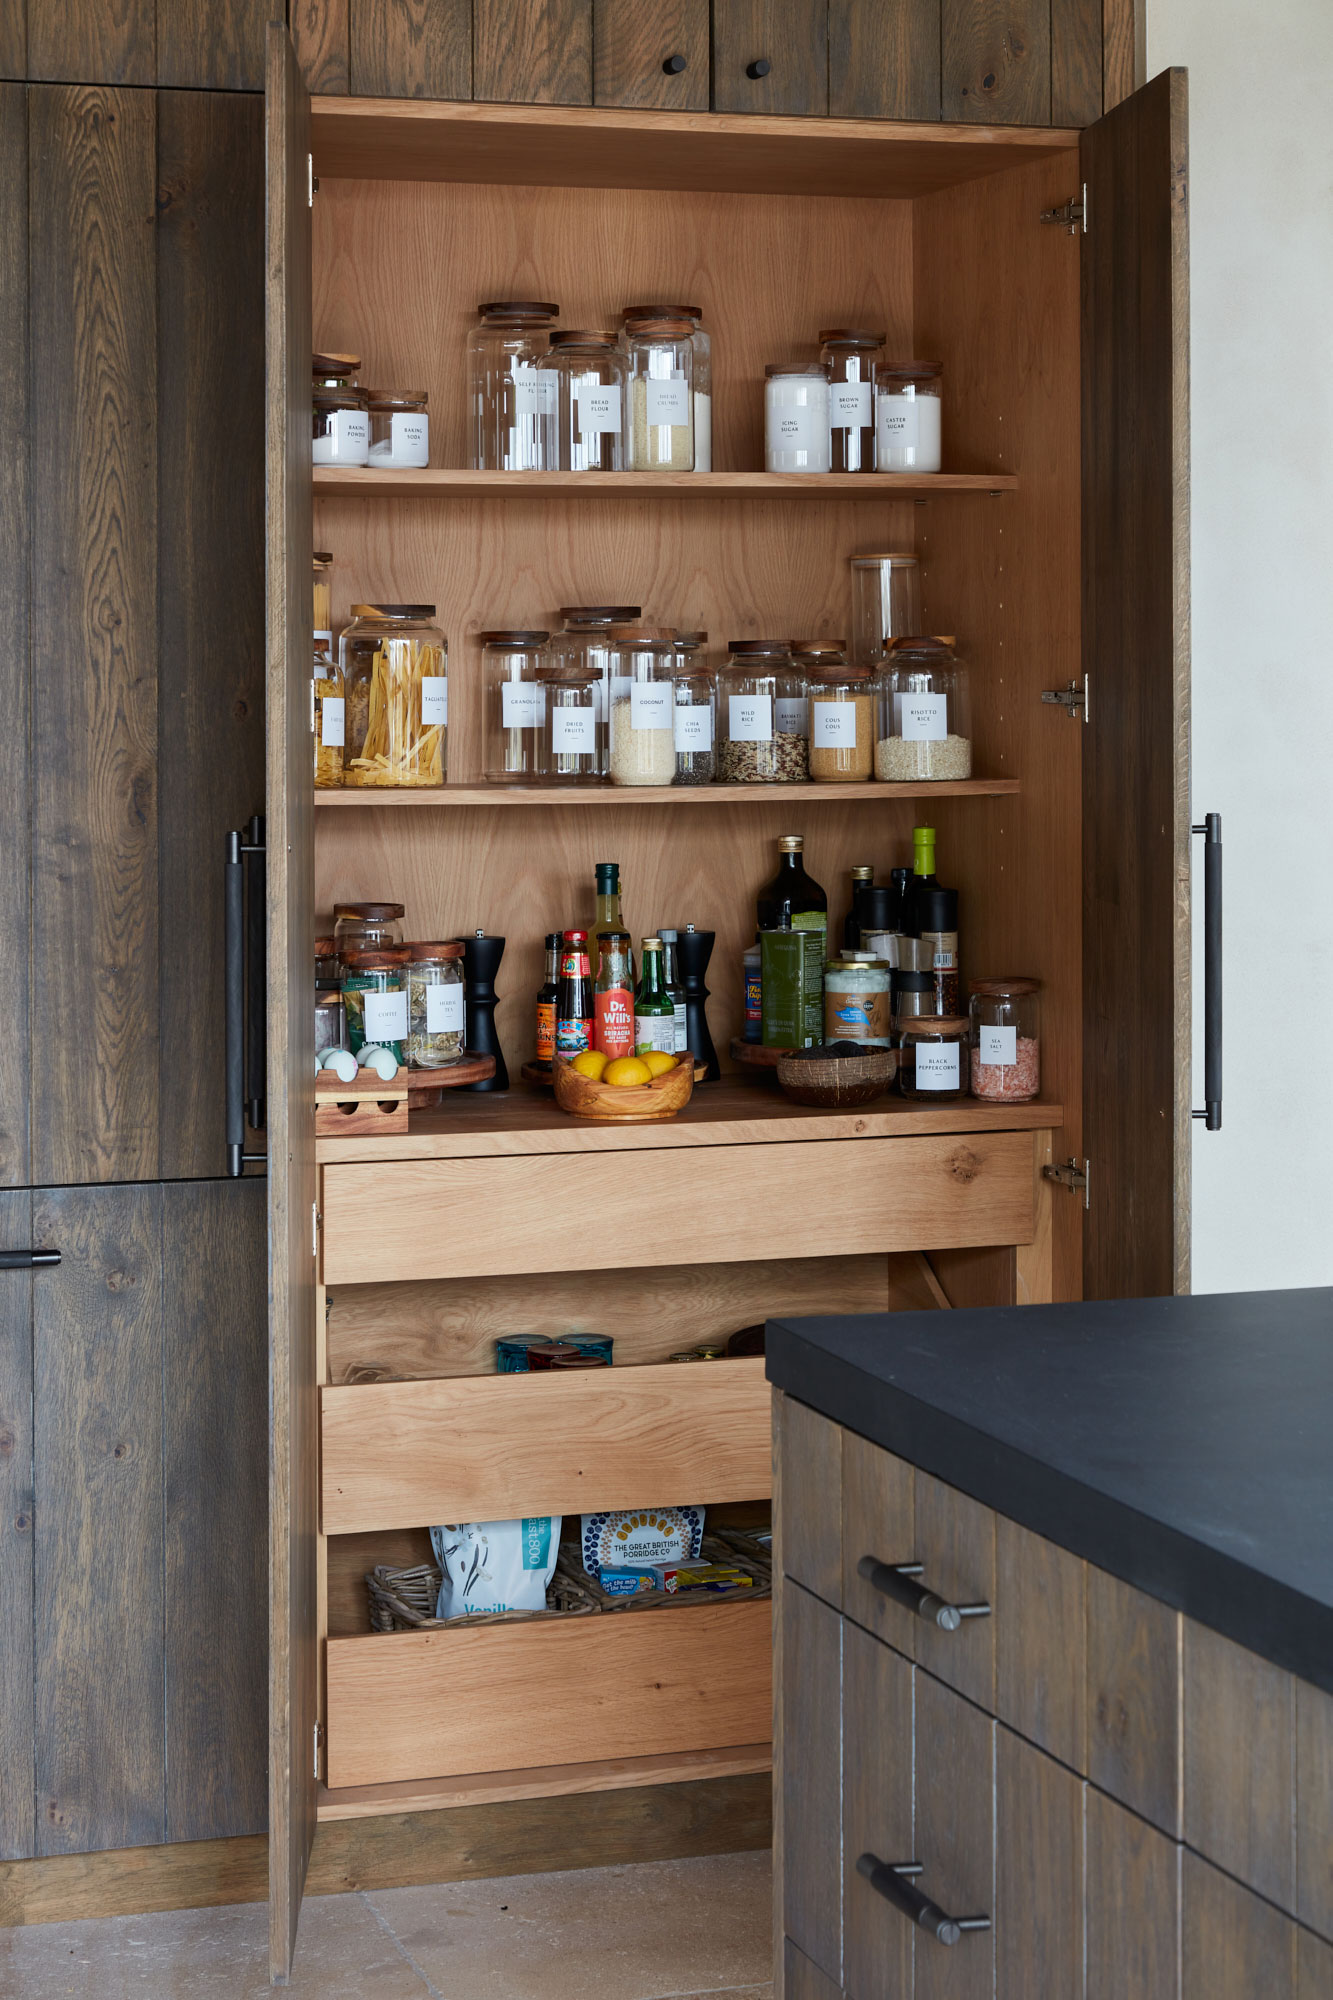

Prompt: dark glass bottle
xmin=843 ymin=864 xmax=874 ymax=951
xmin=906 ymin=826 xmax=959 ymax=1013
xmin=535 ymin=931 xmax=560 ymax=1067
xmin=757 ymin=835 xmax=828 ymax=965
xmin=633 ymin=937 xmax=677 ymax=1056
xmin=555 ymin=929 xmax=594 ymax=1055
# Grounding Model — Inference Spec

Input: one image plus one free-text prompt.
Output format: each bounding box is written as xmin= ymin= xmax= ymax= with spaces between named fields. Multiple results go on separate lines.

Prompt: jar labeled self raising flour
xmin=874 ymin=360 xmax=943 ymax=472
xmin=765 ymin=364 xmax=831 ymax=474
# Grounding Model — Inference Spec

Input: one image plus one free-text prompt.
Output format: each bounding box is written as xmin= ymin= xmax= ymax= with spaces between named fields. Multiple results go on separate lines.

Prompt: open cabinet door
xmin=1081 ymin=69 xmax=1191 ymax=1300
xmin=265 ymin=22 xmax=315 ymax=1984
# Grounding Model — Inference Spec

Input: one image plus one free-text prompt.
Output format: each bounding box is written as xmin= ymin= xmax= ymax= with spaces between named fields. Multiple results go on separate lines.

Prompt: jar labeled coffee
xmin=313 ymin=354 xmax=369 ymax=467
xmin=406 ymin=941 xmax=466 ymax=1068
xmin=340 ymin=604 xmax=447 ymax=787
xmin=342 ymin=948 xmax=410 ymax=1060
xmin=365 ymin=389 xmax=429 ymax=469
xmin=898 ymin=1015 xmax=969 ymax=1099
xmin=969 ymin=977 xmax=1040 ymax=1101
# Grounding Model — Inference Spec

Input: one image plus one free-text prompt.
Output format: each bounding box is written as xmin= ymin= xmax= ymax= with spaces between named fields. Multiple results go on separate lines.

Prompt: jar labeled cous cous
xmin=340 ymin=605 xmax=447 ymax=787
xmin=801 ymin=650 xmax=874 ymax=783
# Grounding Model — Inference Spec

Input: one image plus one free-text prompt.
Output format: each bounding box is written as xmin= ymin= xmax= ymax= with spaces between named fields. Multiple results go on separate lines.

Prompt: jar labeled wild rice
xmin=717 ymin=641 xmax=808 ymax=784
xmin=406 ymin=941 xmax=466 ymax=1068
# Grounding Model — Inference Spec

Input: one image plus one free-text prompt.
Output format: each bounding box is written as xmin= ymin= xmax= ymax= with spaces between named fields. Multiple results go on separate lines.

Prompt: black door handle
xmin=226 ymin=816 xmax=268 ymax=1178
xmin=746 ymin=58 xmax=771 ymax=79
xmin=857 ymin=1856 xmax=990 ymax=1946
xmin=1191 ymin=813 xmax=1222 ymax=1131
xmin=662 ymin=53 xmax=687 ymax=74
xmin=0 ymin=1250 xmax=60 ymax=1269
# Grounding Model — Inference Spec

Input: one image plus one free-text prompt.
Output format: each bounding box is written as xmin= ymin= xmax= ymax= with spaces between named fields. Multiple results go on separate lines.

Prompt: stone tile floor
xmin=0 ymin=1851 xmax=773 ymax=2000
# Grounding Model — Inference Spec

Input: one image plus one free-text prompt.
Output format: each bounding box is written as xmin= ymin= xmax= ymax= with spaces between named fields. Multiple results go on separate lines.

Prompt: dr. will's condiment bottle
xmin=593 ymin=931 xmax=635 ymax=1060
xmin=757 ymin=835 xmax=827 ymax=968
xmin=634 ymin=938 xmax=677 ymax=1056
xmin=535 ymin=932 xmax=561 ymax=1067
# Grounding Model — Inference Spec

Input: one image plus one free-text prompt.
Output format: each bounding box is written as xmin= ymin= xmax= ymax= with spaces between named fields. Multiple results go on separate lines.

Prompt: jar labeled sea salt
xmin=406 ymin=941 xmax=466 ymax=1068
xmin=969 ymin=977 xmax=1040 ymax=1101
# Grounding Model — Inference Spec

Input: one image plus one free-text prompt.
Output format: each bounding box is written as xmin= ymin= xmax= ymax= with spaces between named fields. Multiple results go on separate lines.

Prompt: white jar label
xmin=314 ymin=628 xmax=333 ymax=652
xmin=877 ymin=393 xmax=920 ymax=451
xmin=674 ymin=704 xmax=713 ymax=751
xmin=319 ymin=695 xmax=344 ymax=747
xmin=915 ymin=1042 xmax=960 ymax=1089
xmin=630 ymin=683 xmax=673 ymax=730
xmin=390 ymin=411 xmax=429 ymax=463
xmin=502 ymin=682 xmax=545 ymax=729
xmin=576 ymin=382 xmax=622 ymax=435
xmin=980 ymin=1024 xmax=1017 ymax=1066
xmin=313 ymin=407 xmax=369 ymax=465
xmin=776 ymin=696 xmax=807 ymax=736
xmin=425 ymin=982 xmax=465 ymax=1033
xmin=514 ymin=365 xmax=557 ymax=417
xmin=829 ymin=381 xmax=871 ymax=429
xmin=901 ymin=692 xmax=948 ymax=741
xmin=552 ymin=706 xmax=596 ymax=753
xmin=363 ymin=989 xmax=407 ymax=1042
xmin=646 ymin=375 xmax=690 ymax=426
xmin=812 ymin=700 xmax=856 ymax=747
xmin=729 ymin=693 xmax=773 ymax=741
xmin=771 ymin=404 xmax=821 ymax=450
xmin=421 ymin=676 xmax=448 ymax=726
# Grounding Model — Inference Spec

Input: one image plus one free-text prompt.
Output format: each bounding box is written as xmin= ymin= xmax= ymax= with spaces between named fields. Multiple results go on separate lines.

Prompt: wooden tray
xmin=523 ymin=1057 xmax=709 ymax=1089
xmin=729 ymin=1037 xmax=791 ymax=1071
xmin=404 ymin=1051 xmax=495 ymax=1108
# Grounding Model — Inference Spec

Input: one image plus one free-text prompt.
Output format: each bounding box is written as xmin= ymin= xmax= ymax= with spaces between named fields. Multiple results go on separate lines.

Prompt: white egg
xmin=322 ymin=1048 xmax=358 ymax=1083
xmin=357 ymin=1044 xmax=385 ymax=1068
xmin=365 ymin=1047 xmax=398 ymax=1082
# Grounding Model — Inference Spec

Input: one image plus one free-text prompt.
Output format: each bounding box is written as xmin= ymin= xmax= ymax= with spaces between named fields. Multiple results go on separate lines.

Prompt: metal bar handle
xmin=858 ymin=1555 xmax=991 ymax=1630
xmin=0 ymin=1249 xmax=61 ymax=1269
xmin=243 ymin=814 xmax=267 ymax=1131
xmin=225 ymin=830 xmax=245 ymax=1177
xmin=1192 ymin=813 xmax=1222 ymax=1131
xmin=856 ymin=1854 xmax=990 ymax=1946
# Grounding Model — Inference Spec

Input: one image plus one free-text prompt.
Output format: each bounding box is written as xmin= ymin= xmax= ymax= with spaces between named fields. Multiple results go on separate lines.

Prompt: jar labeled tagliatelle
xmin=969 ymin=977 xmax=1040 ymax=1101
xmin=340 ymin=605 xmax=447 ymax=787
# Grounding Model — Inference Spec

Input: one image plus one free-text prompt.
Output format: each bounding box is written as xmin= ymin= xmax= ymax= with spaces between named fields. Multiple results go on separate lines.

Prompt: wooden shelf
xmin=317 ymin=1742 xmax=772 ymax=1822
xmin=313 ymin=466 xmax=1017 ymax=501
xmin=315 ymin=778 xmax=1020 ymax=808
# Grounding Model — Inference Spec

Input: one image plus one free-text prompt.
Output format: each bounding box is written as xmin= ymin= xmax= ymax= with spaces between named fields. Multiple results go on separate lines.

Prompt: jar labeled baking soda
xmin=969 ymin=977 xmax=1040 ymax=1101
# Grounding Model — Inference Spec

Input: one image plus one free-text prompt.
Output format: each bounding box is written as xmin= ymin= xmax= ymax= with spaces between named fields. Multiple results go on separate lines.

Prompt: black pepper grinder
xmin=674 ymin=924 xmax=719 ymax=1082
xmin=462 ymin=929 xmax=508 ymax=1091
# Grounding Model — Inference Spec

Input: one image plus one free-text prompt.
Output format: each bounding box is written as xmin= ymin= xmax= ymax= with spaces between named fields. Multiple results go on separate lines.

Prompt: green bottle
xmin=634 ymin=937 xmax=677 ymax=1057
xmin=591 ymin=861 xmax=634 ymax=989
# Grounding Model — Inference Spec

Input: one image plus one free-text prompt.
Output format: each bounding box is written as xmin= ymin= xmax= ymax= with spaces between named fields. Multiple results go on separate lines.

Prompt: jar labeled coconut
xmin=313 ymin=643 xmax=345 ymax=788
xmin=765 ymin=363 xmax=831 ymax=474
xmin=849 ymin=552 xmax=923 ymax=665
xmin=312 ymin=354 xmax=368 ymax=467
xmin=333 ymin=902 xmax=405 ymax=959
xmin=897 ymin=1015 xmax=969 ymax=1099
xmin=672 ymin=641 xmax=716 ymax=786
xmin=365 ymin=389 xmax=429 ymax=469
xmin=824 ymin=958 xmax=891 ymax=1046
xmin=718 ymin=641 xmax=808 ymax=784
xmin=542 ymin=330 xmax=626 ymax=471
xmin=406 ymin=941 xmax=466 ymax=1068
xmin=820 ymin=329 xmax=881 ymax=473
xmin=340 ymin=605 xmax=447 ymax=787
xmin=342 ymin=948 xmax=410 ymax=1060
xmin=548 ymin=604 xmax=641 ymax=777
xmin=800 ymin=647 xmax=874 ymax=783
xmin=483 ymin=631 xmax=549 ymax=783
xmin=969 ymin=977 xmax=1040 ymax=1102
xmin=625 ymin=316 xmax=694 ymax=469
xmin=539 ymin=664 xmax=599 ymax=783
xmin=874 ymin=360 xmax=943 ymax=471
xmin=878 ymin=639 xmax=972 ymax=782
xmin=607 ymin=625 xmax=678 ymax=786
xmin=467 ymin=301 xmax=559 ymax=470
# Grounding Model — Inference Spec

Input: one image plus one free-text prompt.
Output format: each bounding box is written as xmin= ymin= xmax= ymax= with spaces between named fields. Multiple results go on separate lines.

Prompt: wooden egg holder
xmin=315 ymin=1052 xmax=496 ymax=1135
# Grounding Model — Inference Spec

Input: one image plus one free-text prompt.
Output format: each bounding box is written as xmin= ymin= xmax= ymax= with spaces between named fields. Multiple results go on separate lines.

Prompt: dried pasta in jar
xmin=340 ymin=604 xmax=448 ymax=788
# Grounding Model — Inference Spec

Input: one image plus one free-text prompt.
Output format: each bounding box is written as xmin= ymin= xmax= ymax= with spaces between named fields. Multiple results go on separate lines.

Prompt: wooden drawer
xmin=777 ymin=1393 xmax=843 ymax=1607
xmin=321 ymin=1356 xmax=771 ymax=1533
xmin=321 ymin=1132 xmax=1037 ymax=1284
xmin=325 ymin=1594 xmax=771 ymax=1788
xmin=1181 ymin=1846 xmax=1333 ymax=2000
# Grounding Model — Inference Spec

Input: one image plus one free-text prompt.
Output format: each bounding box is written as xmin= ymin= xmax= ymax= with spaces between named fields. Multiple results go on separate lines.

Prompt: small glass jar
xmin=313 ymin=643 xmax=345 ymax=788
xmin=542 ymin=330 xmax=626 ymax=471
xmin=406 ymin=940 xmax=466 ymax=1068
xmin=539 ymin=665 xmax=600 ymax=783
xmin=897 ymin=1015 xmax=970 ymax=1100
xmin=820 ymin=328 xmax=881 ymax=473
xmin=969 ymin=978 xmax=1041 ymax=1102
xmin=365 ymin=389 xmax=429 ymax=469
xmin=483 ymin=630 xmax=549 ymax=783
xmin=877 ymin=639 xmax=972 ymax=782
xmin=341 ymin=948 xmax=410 ymax=1061
xmin=606 ymin=625 xmax=678 ymax=786
xmin=849 ymin=552 xmax=923 ymax=665
xmin=799 ymin=648 xmax=874 ymax=783
xmin=340 ymin=605 xmax=447 ymax=787
xmin=874 ymin=359 xmax=943 ymax=472
xmin=313 ymin=354 xmax=368 ymax=467
xmin=548 ymin=605 xmax=640 ymax=778
xmin=313 ymin=550 xmax=333 ymax=658
xmin=823 ymin=958 xmax=892 ymax=1046
xmin=765 ymin=363 xmax=831 ymax=474
xmin=315 ymin=936 xmax=346 ymax=1057
xmin=467 ymin=300 xmax=559 ymax=471
xmin=672 ymin=649 xmax=716 ymax=786
xmin=333 ymin=904 xmax=405 ymax=965
xmin=718 ymin=641 xmax=808 ymax=783
xmin=622 ymin=307 xmax=710 ymax=468
xmin=625 ymin=316 xmax=695 ymax=470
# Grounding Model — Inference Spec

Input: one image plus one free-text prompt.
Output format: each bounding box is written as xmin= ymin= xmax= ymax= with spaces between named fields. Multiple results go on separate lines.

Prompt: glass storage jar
xmin=333 ymin=903 xmax=405 ymax=960
xmin=799 ymin=648 xmax=874 ymax=783
xmin=313 ymin=549 xmax=333 ymax=657
xmin=874 ymin=359 xmax=943 ymax=471
xmin=315 ymin=936 xmax=346 ymax=1057
xmin=539 ymin=665 xmax=600 ymax=782
xmin=849 ymin=552 xmax=923 ymax=665
xmin=548 ymin=605 xmax=640 ymax=778
xmin=622 ymin=307 xmax=710 ymax=468
xmin=365 ymin=388 xmax=429 ymax=469
xmin=820 ymin=328 xmax=881 ymax=473
xmin=483 ymin=630 xmax=549 ymax=782
xmin=541 ymin=330 xmax=626 ymax=471
xmin=671 ymin=650 xmax=716 ymax=785
xmin=467 ymin=300 xmax=559 ymax=470
xmin=897 ymin=1014 xmax=969 ymax=1100
xmin=823 ymin=958 xmax=892 ymax=1046
xmin=765 ymin=363 xmax=831 ymax=474
xmin=406 ymin=940 xmax=466 ymax=1068
xmin=313 ymin=643 xmax=344 ymax=788
xmin=717 ymin=641 xmax=808 ymax=784
xmin=341 ymin=947 xmax=410 ymax=1061
xmin=606 ymin=626 xmax=678 ymax=786
xmin=877 ymin=638 xmax=972 ymax=782
xmin=340 ymin=605 xmax=448 ymax=787
xmin=313 ymin=354 xmax=368 ymax=467
xmin=969 ymin=977 xmax=1040 ymax=1102
xmin=625 ymin=315 xmax=694 ymax=469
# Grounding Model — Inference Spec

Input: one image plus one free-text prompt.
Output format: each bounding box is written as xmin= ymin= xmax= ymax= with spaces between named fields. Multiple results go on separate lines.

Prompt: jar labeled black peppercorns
xmin=897 ymin=1015 xmax=969 ymax=1100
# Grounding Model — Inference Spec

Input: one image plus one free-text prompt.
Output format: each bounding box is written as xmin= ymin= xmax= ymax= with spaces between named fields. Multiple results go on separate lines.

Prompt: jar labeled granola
xmin=969 ymin=977 xmax=1040 ymax=1101
xmin=406 ymin=941 xmax=466 ymax=1068
xmin=897 ymin=1014 xmax=969 ymax=1100
xmin=718 ymin=641 xmax=808 ymax=784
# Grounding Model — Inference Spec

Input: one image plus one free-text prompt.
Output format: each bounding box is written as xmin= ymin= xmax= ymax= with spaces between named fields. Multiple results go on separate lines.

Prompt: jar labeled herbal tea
xmin=607 ymin=626 xmax=678 ymax=786
xmin=342 ymin=948 xmax=410 ymax=1060
xmin=969 ymin=977 xmax=1040 ymax=1101
xmin=406 ymin=941 xmax=466 ymax=1068
xmin=718 ymin=641 xmax=808 ymax=784
xmin=897 ymin=1014 xmax=969 ymax=1099
xmin=312 ymin=354 xmax=368 ymax=467
xmin=340 ymin=605 xmax=447 ymax=787
xmin=365 ymin=388 xmax=429 ymax=469
xmin=799 ymin=647 xmax=874 ymax=783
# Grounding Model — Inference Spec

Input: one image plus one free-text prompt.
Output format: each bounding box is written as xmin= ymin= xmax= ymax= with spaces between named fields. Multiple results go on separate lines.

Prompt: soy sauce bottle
xmin=555 ymin=929 xmax=594 ymax=1055
xmin=535 ymin=931 xmax=561 ymax=1067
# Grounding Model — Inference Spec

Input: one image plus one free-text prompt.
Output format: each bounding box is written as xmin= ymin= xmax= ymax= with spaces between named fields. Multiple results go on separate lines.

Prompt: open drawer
xmin=325 ymin=1594 xmax=773 ymax=1788
xmin=321 ymin=1356 xmax=771 ymax=1534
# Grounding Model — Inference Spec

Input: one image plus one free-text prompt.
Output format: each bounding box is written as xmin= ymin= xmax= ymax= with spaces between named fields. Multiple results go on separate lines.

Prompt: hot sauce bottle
xmin=555 ymin=929 xmax=594 ymax=1055
xmin=593 ymin=930 xmax=635 ymax=1059
xmin=535 ymin=931 xmax=561 ymax=1066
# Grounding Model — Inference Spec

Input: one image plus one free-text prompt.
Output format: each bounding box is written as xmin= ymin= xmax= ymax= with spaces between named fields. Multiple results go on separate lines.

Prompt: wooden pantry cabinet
xmin=263 ymin=27 xmax=1188 ymax=1976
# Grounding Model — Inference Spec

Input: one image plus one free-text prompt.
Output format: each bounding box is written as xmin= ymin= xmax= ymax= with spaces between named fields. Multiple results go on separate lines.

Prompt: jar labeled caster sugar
xmin=874 ymin=360 xmax=943 ymax=472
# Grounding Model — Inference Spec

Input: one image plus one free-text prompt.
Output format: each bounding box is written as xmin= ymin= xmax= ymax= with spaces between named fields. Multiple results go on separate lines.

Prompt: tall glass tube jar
xmin=969 ymin=977 xmax=1040 ymax=1101
xmin=717 ymin=641 xmax=808 ymax=784
xmin=820 ymin=329 xmax=881 ymax=473
xmin=364 ymin=388 xmax=429 ymax=469
xmin=541 ymin=331 xmax=626 ymax=471
xmin=849 ymin=552 xmax=923 ymax=665
xmin=877 ymin=639 xmax=972 ymax=782
xmin=312 ymin=354 xmax=368 ymax=467
xmin=313 ymin=643 xmax=344 ymax=788
xmin=406 ymin=941 xmax=466 ymax=1068
xmin=333 ymin=903 xmax=405 ymax=959
xmin=539 ymin=665 xmax=600 ymax=783
xmin=340 ymin=605 xmax=447 ymax=787
xmin=623 ymin=307 xmax=710 ymax=469
xmin=874 ymin=360 xmax=943 ymax=471
xmin=625 ymin=316 xmax=694 ymax=469
xmin=483 ymin=630 xmax=549 ymax=783
xmin=800 ymin=649 xmax=874 ymax=783
xmin=765 ymin=363 xmax=831 ymax=474
xmin=548 ymin=604 xmax=641 ymax=778
xmin=606 ymin=626 xmax=678 ymax=786
xmin=672 ymin=648 xmax=716 ymax=785
xmin=467 ymin=301 xmax=559 ymax=470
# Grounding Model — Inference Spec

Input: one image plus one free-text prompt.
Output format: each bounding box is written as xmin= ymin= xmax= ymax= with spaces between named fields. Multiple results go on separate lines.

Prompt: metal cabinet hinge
xmin=312 ymin=1203 xmax=320 ymax=1260
xmin=307 ymin=154 xmax=315 ymax=207
xmin=313 ymin=1720 xmax=324 ymax=1778
xmin=1041 ymin=676 xmax=1089 ymax=721
xmin=1041 ymin=184 xmax=1087 ymax=234
xmin=1043 ymin=1157 xmax=1090 ymax=1208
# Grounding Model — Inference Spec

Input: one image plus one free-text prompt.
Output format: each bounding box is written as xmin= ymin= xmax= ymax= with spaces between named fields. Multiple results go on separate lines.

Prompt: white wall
xmin=1146 ymin=0 xmax=1333 ymax=1291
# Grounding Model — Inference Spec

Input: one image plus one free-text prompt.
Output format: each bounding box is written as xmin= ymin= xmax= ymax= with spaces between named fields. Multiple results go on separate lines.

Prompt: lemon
xmin=642 ymin=1050 xmax=677 ymax=1077
xmin=571 ymin=1049 xmax=608 ymax=1080
xmin=603 ymin=1056 xmax=652 ymax=1088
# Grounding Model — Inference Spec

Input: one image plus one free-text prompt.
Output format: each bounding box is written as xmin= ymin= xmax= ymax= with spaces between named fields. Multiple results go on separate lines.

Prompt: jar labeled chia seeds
xmin=897 ymin=1014 xmax=969 ymax=1100
xmin=406 ymin=941 xmax=466 ymax=1068
xmin=672 ymin=645 xmax=716 ymax=785
xmin=342 ymin=948 xmax=410 ymax=1060
xmin=823 ymin=958 xmax=891 ymax=1046
xmin=969 ymin=977 xmax=1040 ymax=1101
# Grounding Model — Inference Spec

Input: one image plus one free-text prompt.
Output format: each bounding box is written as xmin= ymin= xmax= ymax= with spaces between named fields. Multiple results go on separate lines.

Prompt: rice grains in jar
xmin=969 ymin=977 xmax=1040 ymax=1101
xmin=406 ymin=941 xmax=466 ymax=1068
xmin=717 ymin=641 xmax=808 ymax=784
xmin=877 ymin=638 xmax=972 ymax=782
xmin=897 ymin=1014 xmax=969 ymax=1100
xmin=800 ymin=647 xmax=874 ymax=783
xmin=342 ymin=948 xmax=410 ymax=1061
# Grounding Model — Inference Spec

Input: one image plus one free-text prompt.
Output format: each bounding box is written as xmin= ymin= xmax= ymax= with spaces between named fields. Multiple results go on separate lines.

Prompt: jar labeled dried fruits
xmin=969 ymin=977 xmax=1040 ymax=1102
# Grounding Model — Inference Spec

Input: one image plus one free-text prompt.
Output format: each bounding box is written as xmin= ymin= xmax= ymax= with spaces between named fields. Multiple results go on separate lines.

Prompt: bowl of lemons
xmin=552 ymin=1048 xmax=695 ymax=1121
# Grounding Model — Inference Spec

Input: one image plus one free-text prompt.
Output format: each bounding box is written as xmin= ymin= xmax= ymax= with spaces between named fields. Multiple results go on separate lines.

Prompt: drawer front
xmin=1181 ymin=1846 xmax=1333 ymax=2000
xmin=784 ymin=1938 xmax=843 ymax=2000
xmin=1086 ymin=1565 xmax=1180 ymax=1837
xmin=778 ymin=1393 xmax=843 ymax=1606
xmin=326 ymin=1595 xmax=771 ymax=1788
xmin=321 ymin=1131 xmax=1037 ymax=1284
xmin=321 ymin=1356 xmax=771 ymax=1533
xmin=783 ymin=1583 xmax=843 ymax=1987
xmin=842 ymin=1622 xmax=914 ymax=2000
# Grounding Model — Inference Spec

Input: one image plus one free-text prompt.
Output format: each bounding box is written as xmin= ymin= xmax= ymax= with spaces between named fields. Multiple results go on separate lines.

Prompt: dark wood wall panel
xmin=829 ymin=0 xmax=940 ymax=122
xmin=0 ymin=84 xmax=30 ymax=1188
xmin=941 ymin=0 xmax=1050 ymax=124
xmin=29 ymin=86 xmax=160 ymax=1189
xmin=33 ymin=1185 xmax=165 ymax=1856
xmin=156 ymin=91 xmax=266 ymax=1183
xmin=1052 ymin=0 xmax=1102 ymax=126
xmin=593 ymin=0 xmax=708 ymax=110
xmin=25 ymin=0 xmax=155 ymax=86
xmin=473 ymin=0 xmax=591 ymax=104
xmin=0 ymin=1192 xmax=35 ymax=1861
xmin=0 ymin=5 xmax=23 ymax=88
xmin=156 ymin=0 xmax=267 ymax=91
xmin=349 ymin=0 xmax=470 ymax=99
xmin=291 ymin=0 xmax=350 ymax=93
xmin=712 ymin=0 xmax=828 ymax=116
xmin=1103 ymin=0 xmax=1138 ymax=110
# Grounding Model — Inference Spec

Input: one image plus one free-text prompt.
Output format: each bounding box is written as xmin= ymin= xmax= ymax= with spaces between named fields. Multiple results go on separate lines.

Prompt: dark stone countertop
xmin=766 ymin=1288 xmax=1333 ymax=1692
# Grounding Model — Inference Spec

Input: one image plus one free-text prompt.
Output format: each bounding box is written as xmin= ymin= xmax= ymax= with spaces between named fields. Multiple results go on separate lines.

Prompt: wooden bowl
xmin=552 ymin=1052 xmax=695 ymax=1121
xmin=774 ymin=1046 xmax=898 ymax=1109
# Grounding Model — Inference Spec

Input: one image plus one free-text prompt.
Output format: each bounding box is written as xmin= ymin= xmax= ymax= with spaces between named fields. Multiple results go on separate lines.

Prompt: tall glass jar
xmin=340 ymin=605 xmax=447 ymax=787
xmin=672 ymin=649 xmax=716 ymax=786
xmin=333 ymin=903 xmax=405 ymax=959
xmin=874 ymin=359 xmax=943 ymax=471
xmin=538 ymin=665 xmax=600 ymax=783
xmin=547 ymin=604 xmax=640 ymax=778
xmin=467 ymin=301 xmax=559 ymax=471
xmin=483 ymin=630 xmax=549 ymax=782
xmin=801 ymin=650 xmax=874 ymax=783
xmin=313 ymin=549 xmax=333 ymax=657
xmin=765 ymin=363 xmax=831 ymax=474
xmin=313 ymin=643 xmax=344 ymax=788
xmin=541 ymin=330 xmax=626 ymax=471
xmin=969 ymin=977 xmax=1040 ymax=1102
xmin=606 ymin=626 xmax=678 ymax=786
xmin=820 ymin=329 xmax=880 ymax=473
xmin=312 ymin=354 xmax=368 ymax=467
xmin=623 ymin=307 xmax=710 ymax=468
xmin=877 ymin=639 xmax=972 ymax=782
xmin=625 ymin=316 xmax=694 ymax=469
xmin=364 ymin=388 xmax=429 ymax=469
xmin=717 ymin=641 xmax=808 ymax=784
xmin=406 ymin=941 xmax=466 ymax=1068
xmin=849 ymin=552 xmax=923 ymax=665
